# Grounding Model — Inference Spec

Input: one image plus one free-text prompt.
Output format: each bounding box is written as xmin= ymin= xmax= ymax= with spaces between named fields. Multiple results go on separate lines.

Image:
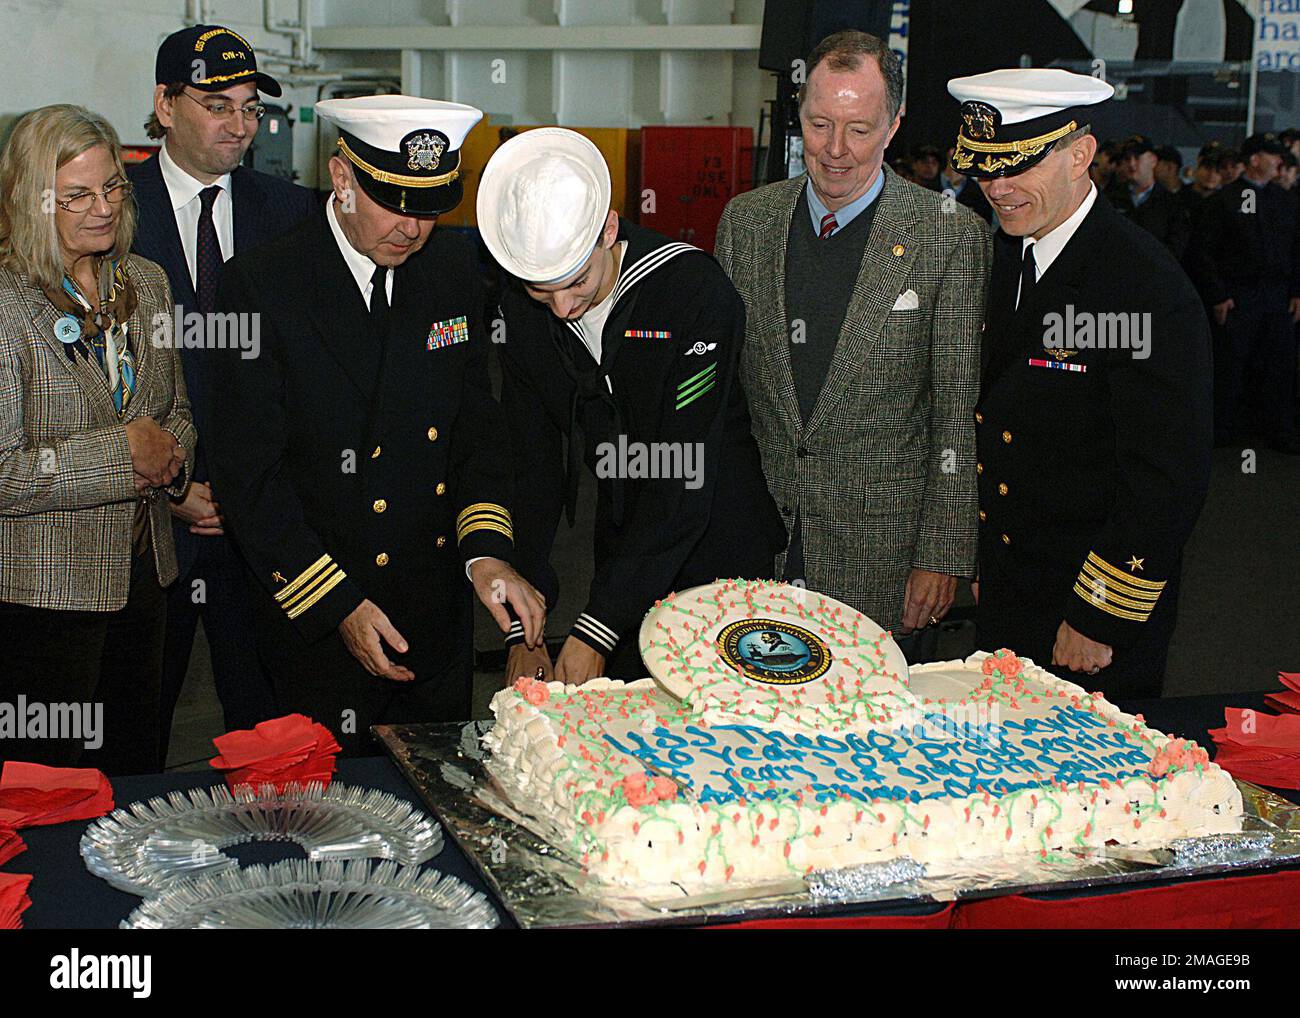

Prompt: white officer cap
xmin=316 ymin=95 xmax=483 ymax=214
xmin=476 ymin=128 xmax=612 ymax=285
xmin=946 ymin=68 xmax=1114 ymax=179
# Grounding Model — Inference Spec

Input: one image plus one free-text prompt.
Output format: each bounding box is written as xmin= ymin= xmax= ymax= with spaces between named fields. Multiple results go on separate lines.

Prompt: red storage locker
xmin=639 ymin=126 xmax=754 ymax=253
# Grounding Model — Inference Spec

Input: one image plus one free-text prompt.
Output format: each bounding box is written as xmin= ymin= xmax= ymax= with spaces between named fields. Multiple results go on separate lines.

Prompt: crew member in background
xmin=1154 ymin=144 xmax=1184 ymax=195
xmin=1109 ymin=135 xmax=1191 ymax=260
xmin=478 ymin=128 xmax=785 ymax=685
xmin=207 ymin=97 xmax=545 ymax=753
xmin=1185 ymin=132 xmax=1300 ymax=455
xmin=129 ymin=25 xmax=316 ymax=758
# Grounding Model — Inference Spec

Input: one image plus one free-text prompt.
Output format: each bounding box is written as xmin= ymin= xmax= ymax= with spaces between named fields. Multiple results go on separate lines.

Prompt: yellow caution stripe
xmin=456 ymin=502 xmax=513 ymax=544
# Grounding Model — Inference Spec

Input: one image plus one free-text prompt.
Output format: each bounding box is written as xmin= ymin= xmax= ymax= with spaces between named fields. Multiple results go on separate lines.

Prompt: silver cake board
xmin=374 ymin=721 xmax=1300 ymax=930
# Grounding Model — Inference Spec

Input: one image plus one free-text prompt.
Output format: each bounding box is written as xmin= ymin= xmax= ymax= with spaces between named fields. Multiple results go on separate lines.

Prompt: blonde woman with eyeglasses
xmin=0 ymin=104 xmax=196 ymax=774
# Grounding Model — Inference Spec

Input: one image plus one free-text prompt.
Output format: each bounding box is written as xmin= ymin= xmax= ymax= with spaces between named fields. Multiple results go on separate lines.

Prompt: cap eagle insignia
xmin=961 ymin=101 xmax=1000 ymax=141
xmin=405 ymin=132 xmax=446 ymax=172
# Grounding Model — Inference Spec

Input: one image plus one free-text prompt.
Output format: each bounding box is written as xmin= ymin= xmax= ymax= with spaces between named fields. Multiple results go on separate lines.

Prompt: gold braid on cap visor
xmin=953 ymin=119 xmax=1078 ymax=176
xmin=336 ymin=137 xmax=460 ymax=188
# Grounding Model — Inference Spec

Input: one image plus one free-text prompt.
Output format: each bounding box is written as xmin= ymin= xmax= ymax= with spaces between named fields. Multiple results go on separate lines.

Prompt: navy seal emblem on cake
xmin=715 ymin=619 xmax=831 ymax=685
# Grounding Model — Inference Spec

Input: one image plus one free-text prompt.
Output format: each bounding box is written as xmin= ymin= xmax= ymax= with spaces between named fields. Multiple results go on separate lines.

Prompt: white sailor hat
xmin=476 ymin=128 xmax=612 ymax=285
xmin=315 ymin=95 xmax=483 ymax=215
xmin=946 ymin=68 xmax=1114 ymax=179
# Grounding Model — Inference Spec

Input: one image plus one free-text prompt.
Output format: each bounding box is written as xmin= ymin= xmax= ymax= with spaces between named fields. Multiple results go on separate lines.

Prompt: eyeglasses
xmin=56 ymin=180 xmax=133 ymax=214
xmin=180 ymin=89 xmax=266 ymax=122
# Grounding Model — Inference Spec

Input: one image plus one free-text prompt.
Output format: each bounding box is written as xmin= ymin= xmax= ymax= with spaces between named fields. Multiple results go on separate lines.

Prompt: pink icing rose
xmin=982 ymin=649 xmax=1023 ymax=678
xmin=512 ymin=677 xmax=549 ymax=705
xmin=652 ymin=776 xmax=678 ymax=801
xmin=1148 ymin=739 xmax=1210 ymax=779
xmin=616 ymin=771 xmax=677 ymax=807
xmin=624 ymin=784 xmax=658 ymax=807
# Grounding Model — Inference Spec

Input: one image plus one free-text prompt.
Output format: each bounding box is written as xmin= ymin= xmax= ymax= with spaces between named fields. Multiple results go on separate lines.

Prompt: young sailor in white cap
xmin=948 ymin=68 xmax=1212 ymax=697
xmin=205 ymin=96 xmax=546 ymax=753
xmin=478 ymin=128 xmax=785 ymax=685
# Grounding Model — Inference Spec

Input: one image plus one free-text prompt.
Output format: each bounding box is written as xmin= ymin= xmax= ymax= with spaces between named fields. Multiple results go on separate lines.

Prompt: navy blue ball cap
xmin=1241 ymin=132 xmax=1286 ymax=158
xmin=156 ymin=24 xmax=282 ymax=97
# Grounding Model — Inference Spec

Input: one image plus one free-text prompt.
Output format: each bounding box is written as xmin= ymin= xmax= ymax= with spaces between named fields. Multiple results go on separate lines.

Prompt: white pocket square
xmin=891 ymin=289 xmax=920 ymax=311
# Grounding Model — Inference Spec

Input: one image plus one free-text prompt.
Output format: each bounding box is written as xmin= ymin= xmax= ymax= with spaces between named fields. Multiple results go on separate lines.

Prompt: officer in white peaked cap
xmin=948 ymin=68 xmax=1213 ymax=699
xmin=317 ymin=95 xmax=483 ymax=215
xmin=206 ymin=96 xmax=546 ymax=754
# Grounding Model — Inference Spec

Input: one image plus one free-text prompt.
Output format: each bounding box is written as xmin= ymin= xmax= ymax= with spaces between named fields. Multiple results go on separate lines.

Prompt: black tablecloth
xmin=8 ymin=692 xmax=1295 ymax=929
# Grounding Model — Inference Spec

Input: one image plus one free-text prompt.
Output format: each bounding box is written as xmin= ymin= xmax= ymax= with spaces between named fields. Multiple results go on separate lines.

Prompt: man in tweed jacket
xmin=716 ymin=31 xmax=988 ymax=645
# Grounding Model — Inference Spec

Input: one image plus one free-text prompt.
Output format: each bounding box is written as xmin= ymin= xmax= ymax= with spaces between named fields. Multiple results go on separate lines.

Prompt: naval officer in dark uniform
xmin=206 ymin=97 xmax=545 ymax=753
xmin=947 ymin=69 xmax=1212 ymax=697
xmin=476 ymin=129 xmax=785 ymax=685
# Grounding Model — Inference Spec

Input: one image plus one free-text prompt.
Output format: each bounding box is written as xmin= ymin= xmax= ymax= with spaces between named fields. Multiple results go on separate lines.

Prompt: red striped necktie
xmin=819 ymin=212 xmax=839 ymax=239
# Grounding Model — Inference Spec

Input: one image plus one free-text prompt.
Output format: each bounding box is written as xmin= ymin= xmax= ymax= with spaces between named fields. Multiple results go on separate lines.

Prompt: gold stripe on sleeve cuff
xmin=456 ymin=503 xmax=512 ymax=542
xmin=286 ymin=568 xmax=348 ymax=620
xmin=281 ymin=562 xmax=342 ymax=613
xmin=1072 ymin=582 xmax=1154 ymax=622
xmin=1078 ymin=563 xmax=1163 ymax=608
xmin=457 ymin=520 xmax=513 ymax=544
xmin=275 ymin=554 xmax=333 ymax=603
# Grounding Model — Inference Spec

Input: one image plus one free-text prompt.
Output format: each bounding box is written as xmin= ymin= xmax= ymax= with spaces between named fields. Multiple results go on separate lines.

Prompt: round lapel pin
xmin=54 ymin=316 xmax=82 ymax=344
xmin=892 ymin=244 xmax=905 ymax=257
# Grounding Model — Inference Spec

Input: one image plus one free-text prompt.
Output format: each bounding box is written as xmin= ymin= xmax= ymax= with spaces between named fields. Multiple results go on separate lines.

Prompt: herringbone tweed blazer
xmin=0 ymin=255 xmax=196 ymax=610
xmin=715 ymin=167 xmax=989 ymax=631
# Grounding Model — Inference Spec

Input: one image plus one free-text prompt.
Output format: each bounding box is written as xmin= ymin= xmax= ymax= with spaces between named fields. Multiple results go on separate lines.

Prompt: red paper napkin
xmin=0 ymin=872 xmax=32 ymax=930
xmin=1209 ymin=707 xmax=1300 ymax=789
xmin=0 ymin=762 xmax=113 ymax=828
xmin=209 ymin=714 xmax=340 ymax=792
xmin=1265 ymin=671 xmax=1300 ymax=714
xmin=0 ymin=825 xmax=23 ymax=867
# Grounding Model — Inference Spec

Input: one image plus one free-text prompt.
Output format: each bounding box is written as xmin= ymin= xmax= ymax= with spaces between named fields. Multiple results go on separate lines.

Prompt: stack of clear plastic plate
xmin=121 ymin=858 xmax=498 ymax=929
xmin=81 ymin=782 xmax=444 ymax=895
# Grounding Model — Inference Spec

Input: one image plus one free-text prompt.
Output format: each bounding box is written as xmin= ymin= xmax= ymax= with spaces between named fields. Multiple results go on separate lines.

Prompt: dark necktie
xmin=369 ymin=264 xmax=389 ymax=319
xmin=195 ymin=185 xmax=223 ymax=315
xmin=819 ymin=212 xmax=839 ymax=239
xmin=1018 ymin=242 xmax=1037 ymax=309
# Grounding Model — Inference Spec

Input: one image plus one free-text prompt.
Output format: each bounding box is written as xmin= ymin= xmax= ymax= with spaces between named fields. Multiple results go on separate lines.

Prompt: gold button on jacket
xmin=427 ymin=427 xmax=439 ymax=442
xmin=375 ymin=552 xmax=390 ymax=567
xmin=372 ymin=499 xmax=387 ymax=513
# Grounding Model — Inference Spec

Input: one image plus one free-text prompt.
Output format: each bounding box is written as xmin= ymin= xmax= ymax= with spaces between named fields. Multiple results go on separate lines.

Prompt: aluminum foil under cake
xmin=375 ymin=721 xmax=1300 ymax=928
